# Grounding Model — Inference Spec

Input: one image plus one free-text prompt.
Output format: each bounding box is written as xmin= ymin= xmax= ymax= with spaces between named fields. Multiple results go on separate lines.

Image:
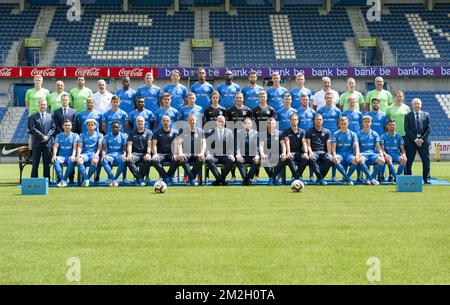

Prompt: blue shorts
xmin=56 ymin=156 xmax=74 ymax=165
xmin=80 ymin=152 xmax=96 ymax=164
xmin=389 ymin=154 xmax=402 ymax=164
xmin=104 ymin=153 xmax=124 ymax=165
xmin=361 ymin=152 xmax=379 ymax=165
xmin=336 ymin=153 xmax=355 ymax=165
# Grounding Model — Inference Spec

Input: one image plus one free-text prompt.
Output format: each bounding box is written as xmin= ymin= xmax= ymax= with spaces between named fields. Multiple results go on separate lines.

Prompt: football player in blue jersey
xmin=297 ymin=94 xmax=316 ymax=131
xmin=115 ymin=76 xmax=136 ymax=115
xmin=136 ymin=72 xmax=161 ymax=114
xmin=318 ymin=92 xmax=342 ymax=181
xmin=342 ymin=96 xmax=363 ymax=133
xmin=162 ymin=70 xmax=188 ymax=111
xmin=128 ymin=96 xmax=156 ymax=131
xmin=190 ymin=68 xmax=214 ymax=111
xmin=242 ymin=70 xmax=264 ymax=110
xmin=51 ymin=119 xmax=78 ymax=187
xmin=102 ymin=95 xmax=129 ymax=134
xmin=368 ymin=98 xmax=388 ymax=137
xmin=290 ymin=72 xmax=313 ymax=110
xmin=217 ymin=70 xmax=241 ymax=109
xmin=380 ymin=120 xmax=407 ymax=183
xmin=276 ymin=93 xmax=297 ymax=132
xmin=318 ymin=92 xmax=342 ymax=134
xmin=331 ymin=117 xmax=358 ymax=185
xmin=154 ymin=93 xmax=181 ymax=130
xmin=76 ymin=119 xmax=103 ymax=187
xmin=101 ymin=121 xmax=128 ymax=187
xmin=356 ymin=116 xmax=384 ymax=185
xmin=267 ymin=71 xmax=288 ymax=112
xmin=75 ymin=98 xmax=102 ymax=134
xmin=180 ymin=92 xmax=203 ymax=128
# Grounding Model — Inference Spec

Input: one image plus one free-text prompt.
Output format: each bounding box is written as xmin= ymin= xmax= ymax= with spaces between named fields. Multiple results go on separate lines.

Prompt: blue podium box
xmin=22 ymin=178 xmax=49 ymax=195
xmin=396 ymin=176 xmax=423 ymax=192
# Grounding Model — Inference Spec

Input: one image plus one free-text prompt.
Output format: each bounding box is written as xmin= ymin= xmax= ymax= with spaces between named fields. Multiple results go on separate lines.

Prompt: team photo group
xmin=26 ymin=67 xmax=431 ymax=188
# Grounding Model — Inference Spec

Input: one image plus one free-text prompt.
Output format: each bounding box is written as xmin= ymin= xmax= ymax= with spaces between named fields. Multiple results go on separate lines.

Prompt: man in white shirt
xmin=92 ymin=79 xmax=113 ymax=114
xmin=311 ymin=77 xmax=339 ymax=111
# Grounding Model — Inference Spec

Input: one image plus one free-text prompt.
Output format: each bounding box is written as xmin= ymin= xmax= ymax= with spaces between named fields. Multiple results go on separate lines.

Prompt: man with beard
xmin=242 ymin=70 xmax=264 ymax=110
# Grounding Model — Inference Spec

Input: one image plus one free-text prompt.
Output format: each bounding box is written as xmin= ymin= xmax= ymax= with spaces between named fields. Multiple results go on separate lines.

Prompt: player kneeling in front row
xmin=77 ymin=119 xmax=103 ymax=187
xmin=101 ymin=121 xmax=128 ymax=187
xmin=151 ymin=115 xmax=180 ymax=186
xmin=235 ymin=118 xmax=260 ymax=186
xmin=356 ymin=116 xmax=384 ymax=185
xmin=52 ymin=120 xmax=78 ymax=187
xmin=331 ymin=117 xmax=358 ymax=185
xmin=380 ymin=120 xmax=407 ymax=183
xmin=126 ymin=116 xmax=152 ymax=186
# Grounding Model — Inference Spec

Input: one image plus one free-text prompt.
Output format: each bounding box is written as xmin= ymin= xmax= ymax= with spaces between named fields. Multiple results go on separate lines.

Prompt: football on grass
xmin=154 ymin=180 xmax=167 ymax=193
xmin=291 ymin=180 xmax=305 ymax=192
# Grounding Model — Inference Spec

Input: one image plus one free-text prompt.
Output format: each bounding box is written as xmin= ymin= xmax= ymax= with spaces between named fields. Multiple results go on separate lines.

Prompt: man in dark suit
xmin=235 ymin=117 xmax=260 ymax=185
xmin=53 ymin=93 xmax=76 ymax=135
xmin=29 ymin=99 xmax=56 ymax=180
xmin=206 ymin=115 xmax=235 ymax=186
xmin=404 ymin=98 xmax=431 ymax=184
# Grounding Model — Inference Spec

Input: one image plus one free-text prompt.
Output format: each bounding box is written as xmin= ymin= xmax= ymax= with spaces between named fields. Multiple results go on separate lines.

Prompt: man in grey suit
xmin=206 ymin=115 xmax=235 ymax=186
xmin=53 ymin=93 xmax=76 ymax=135
xmin=29 ymin=99 xmax=56 ymax=180
xmin=404 ymin=98 xmax=431 ymax=184
xmin=235 ymin=117 xmax=260 ymax=185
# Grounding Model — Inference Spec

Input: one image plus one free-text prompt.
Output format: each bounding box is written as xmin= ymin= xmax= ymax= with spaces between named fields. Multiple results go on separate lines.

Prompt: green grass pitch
xmin=0 ymin=162 xmax=449 ymax=284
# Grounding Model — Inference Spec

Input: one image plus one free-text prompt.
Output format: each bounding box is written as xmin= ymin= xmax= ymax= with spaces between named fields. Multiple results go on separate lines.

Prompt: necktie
xmin=40 ymin=113 xmax=45 ymax=125
xmin=63 ymin=108 xmax=67 ymax=119
xmin=190 ymin=131 xmax=195 ymax=155
xmin=245 ymin=132 xmax=250 ymax=156
xmin=416 ymin=112 xmax=422 ymax=134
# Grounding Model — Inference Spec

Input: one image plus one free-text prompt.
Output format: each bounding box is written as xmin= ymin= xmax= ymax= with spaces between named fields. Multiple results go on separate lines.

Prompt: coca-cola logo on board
xmin=31 ymin=68 xmax=56 ymax=77
xmin=75 ymin=68 xmax=101 ymax=77
xmin=118 ymin=68 xmax=145 ymax=77
xmin=0 ymin=68 xmax=12 ymax=77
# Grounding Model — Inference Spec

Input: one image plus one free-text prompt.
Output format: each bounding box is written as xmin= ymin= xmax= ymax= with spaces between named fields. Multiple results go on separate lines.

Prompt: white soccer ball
xmin=154 ymin=180 xmax=167 ymax=193
xmin=291 ymin=180 xmax=305 ymax=193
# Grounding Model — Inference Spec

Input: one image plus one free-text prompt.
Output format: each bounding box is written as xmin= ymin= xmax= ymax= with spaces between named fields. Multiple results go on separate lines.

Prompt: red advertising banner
xmin=0 ymin=67 xmax=23 ymax=78
xmin=0 ymin=67 xmax=158 ymax=79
